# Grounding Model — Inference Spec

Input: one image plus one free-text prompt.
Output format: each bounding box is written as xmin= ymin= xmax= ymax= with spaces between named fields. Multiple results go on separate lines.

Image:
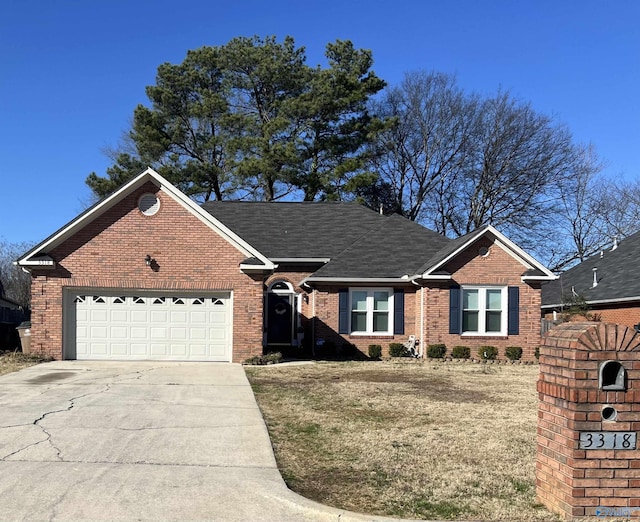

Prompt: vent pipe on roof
xmin=612 ymin=235 xmax=618 ymax=251
xmin=592 ymin=267 xmax=598 ymax=288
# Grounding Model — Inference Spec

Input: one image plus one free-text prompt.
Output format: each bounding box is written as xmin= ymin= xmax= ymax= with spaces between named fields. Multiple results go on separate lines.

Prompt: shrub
xmin=478 ymin=346 xmax=498 ymax=360
xmin=451 ymin=345 xmax=471 ymax=359
xmin=368 ymin=344 xmax=382 ymax=360
xmin=389 ymin=342 xmax=409 ymax=357
xmin=505 ymin=346 xmax=523 ymax=361
xmin=243 ymin=352 xmax=283 ymax=365
xmin=426 ymin=344 xmax=446 ymax=359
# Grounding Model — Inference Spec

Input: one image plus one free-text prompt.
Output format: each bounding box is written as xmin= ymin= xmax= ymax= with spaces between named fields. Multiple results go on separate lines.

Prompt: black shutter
xmin=338 ymin=289 xmax=349 ymax=334
xmin=449 ymin=286 xmax=461 ymax=334
xmin=508 ymin=286 xmax=519 ymax=335
xmin=393 ymin=288 xmax=404 ymax=335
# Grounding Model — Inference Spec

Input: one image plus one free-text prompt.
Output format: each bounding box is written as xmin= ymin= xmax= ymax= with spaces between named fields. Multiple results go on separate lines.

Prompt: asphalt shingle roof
xmin=201 ymin=201 xmax=385 ymax=259
xmin=541 ymin=230 xmax=640 ymax=306
xmin=311 ymin=214 xmax=451 ymax=278
xmin=201 ymin=202 xmax=454 ymax=278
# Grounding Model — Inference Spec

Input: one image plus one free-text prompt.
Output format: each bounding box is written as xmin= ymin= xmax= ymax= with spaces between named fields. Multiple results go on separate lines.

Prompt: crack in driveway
xmin=0 ymin=384 xmax=112 ymax=461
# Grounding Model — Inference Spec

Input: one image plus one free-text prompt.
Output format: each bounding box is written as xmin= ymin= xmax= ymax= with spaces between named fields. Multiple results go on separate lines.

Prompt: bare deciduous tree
xmin=0 ymin=240 xmax=33 ymax=310
xmin=370 ymin=71 xmax=476 ymax=221
xmin=369 ymin=72 xmax=611 ymax=269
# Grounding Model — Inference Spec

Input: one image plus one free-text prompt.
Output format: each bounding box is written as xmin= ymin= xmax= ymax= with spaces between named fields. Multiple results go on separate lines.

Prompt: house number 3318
xmin=579 ymin=432 xmax=636 ymax=450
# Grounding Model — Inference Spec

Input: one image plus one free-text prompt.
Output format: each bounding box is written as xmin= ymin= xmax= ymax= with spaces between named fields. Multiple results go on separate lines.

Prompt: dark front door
xmin=267 ymin=293 xmax=293 ymax=345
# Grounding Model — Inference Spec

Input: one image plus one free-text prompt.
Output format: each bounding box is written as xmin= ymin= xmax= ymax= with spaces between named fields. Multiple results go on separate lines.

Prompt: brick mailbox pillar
xmin=537 ymin=322 xmax=640 ymax=519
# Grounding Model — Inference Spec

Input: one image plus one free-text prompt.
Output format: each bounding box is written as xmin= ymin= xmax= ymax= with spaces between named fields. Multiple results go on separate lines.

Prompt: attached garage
xmin=64 ymin=290 xmax=232 ymax=361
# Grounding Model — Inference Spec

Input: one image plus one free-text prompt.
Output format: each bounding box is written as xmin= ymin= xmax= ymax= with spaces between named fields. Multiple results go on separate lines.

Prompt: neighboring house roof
xmin=542 ymin=230 xmax=640 ymax=308
xmin=0 ymin=296 xmax=21 ymax=309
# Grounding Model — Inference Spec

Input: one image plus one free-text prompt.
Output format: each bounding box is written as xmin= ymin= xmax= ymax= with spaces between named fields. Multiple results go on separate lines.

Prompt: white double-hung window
xmin=350 ymin=288 xmax=392 ymax=334
xmin=462 ymin=287 xmax=506 ymax=335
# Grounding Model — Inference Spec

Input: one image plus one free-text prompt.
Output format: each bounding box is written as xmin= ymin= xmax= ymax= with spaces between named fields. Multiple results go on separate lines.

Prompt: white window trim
xmin=349 ymin=288 xmax=394 ymax=335
xmin=461 ymin=286 xmax=507 ymax=336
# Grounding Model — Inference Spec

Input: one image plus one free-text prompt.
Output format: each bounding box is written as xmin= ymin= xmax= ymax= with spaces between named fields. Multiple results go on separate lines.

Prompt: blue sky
xmin=1 ymin=0 xmax=639 ymax=245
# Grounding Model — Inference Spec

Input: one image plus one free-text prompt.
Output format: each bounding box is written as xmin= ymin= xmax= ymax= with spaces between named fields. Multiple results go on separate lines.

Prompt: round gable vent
xmin=138 ymin=193 xmax=160 ymax=216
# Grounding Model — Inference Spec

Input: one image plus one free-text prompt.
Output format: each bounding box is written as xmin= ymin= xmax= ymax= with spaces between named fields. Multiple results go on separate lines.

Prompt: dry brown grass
xmin=0 ymin=351 xmax=49 ymax=376
xmin=246 ymin=359 xmax=560 ymax=521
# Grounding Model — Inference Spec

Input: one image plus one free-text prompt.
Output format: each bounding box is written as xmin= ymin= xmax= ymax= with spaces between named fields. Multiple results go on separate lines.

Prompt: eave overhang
xmin=14 ymin=255 xmax=55 ymax=268
xmin=302 ymin=276 xmax=412 ymax=286
xmin=522 ymin=275 xmax=556 ymax=282
xmin=270 ymin=258 xmax=330 ymax=264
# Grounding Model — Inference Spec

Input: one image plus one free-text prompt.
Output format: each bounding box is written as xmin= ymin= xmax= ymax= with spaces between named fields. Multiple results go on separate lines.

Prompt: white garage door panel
xmin=71 ymin=293 xmax=232 ymax=361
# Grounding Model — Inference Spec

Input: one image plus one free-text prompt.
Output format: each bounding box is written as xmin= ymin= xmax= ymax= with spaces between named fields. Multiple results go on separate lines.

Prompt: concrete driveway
xmin=0 ymin=361 xmax=412 ymax=521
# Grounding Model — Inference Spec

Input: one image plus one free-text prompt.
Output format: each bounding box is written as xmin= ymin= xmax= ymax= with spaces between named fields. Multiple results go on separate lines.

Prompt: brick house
xmin=18 ymin=168 xmax=555 ymax=363
xmin=542 ymin=231 xmax=640 ymax=328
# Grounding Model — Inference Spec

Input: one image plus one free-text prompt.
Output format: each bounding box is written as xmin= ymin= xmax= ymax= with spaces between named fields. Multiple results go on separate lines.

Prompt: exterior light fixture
xmin=145 ymin=254 xmax=152 ymax=266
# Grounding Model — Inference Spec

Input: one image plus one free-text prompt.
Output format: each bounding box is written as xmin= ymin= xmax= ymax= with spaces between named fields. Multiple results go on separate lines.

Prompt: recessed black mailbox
xmin=599 ymin=360 xmax=626 ymax=391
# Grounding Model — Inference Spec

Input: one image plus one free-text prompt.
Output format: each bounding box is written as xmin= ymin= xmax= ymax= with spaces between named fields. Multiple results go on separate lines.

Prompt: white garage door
xmin=70 ymin=292 xmax=232 ymax=361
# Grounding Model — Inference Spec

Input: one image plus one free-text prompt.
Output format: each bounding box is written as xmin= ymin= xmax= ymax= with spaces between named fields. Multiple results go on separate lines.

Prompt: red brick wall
xmin=537 ymin=322 xmax=640 ymax=519
xmin=29 ymin=182 xmax=264 ymax=363
xmin=545 ymin=304 xmax=640 ymax=331
xmin=592 ymin=305 xmax=640 ymax=329
xmin=312 ymin=284 xmax=417 ymax=357
xmin=265 ymin=269 xmax=314 ymax=320
xmin=424 ymin=237 xmax=541 ymax=360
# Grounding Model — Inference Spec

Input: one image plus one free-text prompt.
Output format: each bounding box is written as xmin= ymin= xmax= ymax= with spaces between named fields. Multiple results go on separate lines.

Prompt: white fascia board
xmin=270 ymin=258 xmax=330 ymax=264
xmin=413 ymin=274 xmax=452 ymax=281
xmin=522 ymin=275 xmax=558 ymax=282
xmin=17 ymin=168 xmax=275 ymax=270
xmin=420 ymin=225 xmax=556 ymax=280
xmin=485 ymin=226 xmax=556 ymax=279
xmin=303 ymin=277 xmax=411 ymax=284
xmin=239 ymin=264 xmax=274 ymax=272
xmin=15 ymin=257 xmax=55 ymax=267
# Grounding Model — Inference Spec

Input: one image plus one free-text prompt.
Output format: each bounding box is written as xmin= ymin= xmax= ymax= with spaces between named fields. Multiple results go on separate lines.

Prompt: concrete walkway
xmin=0 ymin=361 xmax=419 ymax=521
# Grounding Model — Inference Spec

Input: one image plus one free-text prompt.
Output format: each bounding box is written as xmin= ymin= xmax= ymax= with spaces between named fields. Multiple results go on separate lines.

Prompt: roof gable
xmin=18 ymin=169 xmax=274 ymax=269
xmin=414 ymin=225 xmax=556 ymax=282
